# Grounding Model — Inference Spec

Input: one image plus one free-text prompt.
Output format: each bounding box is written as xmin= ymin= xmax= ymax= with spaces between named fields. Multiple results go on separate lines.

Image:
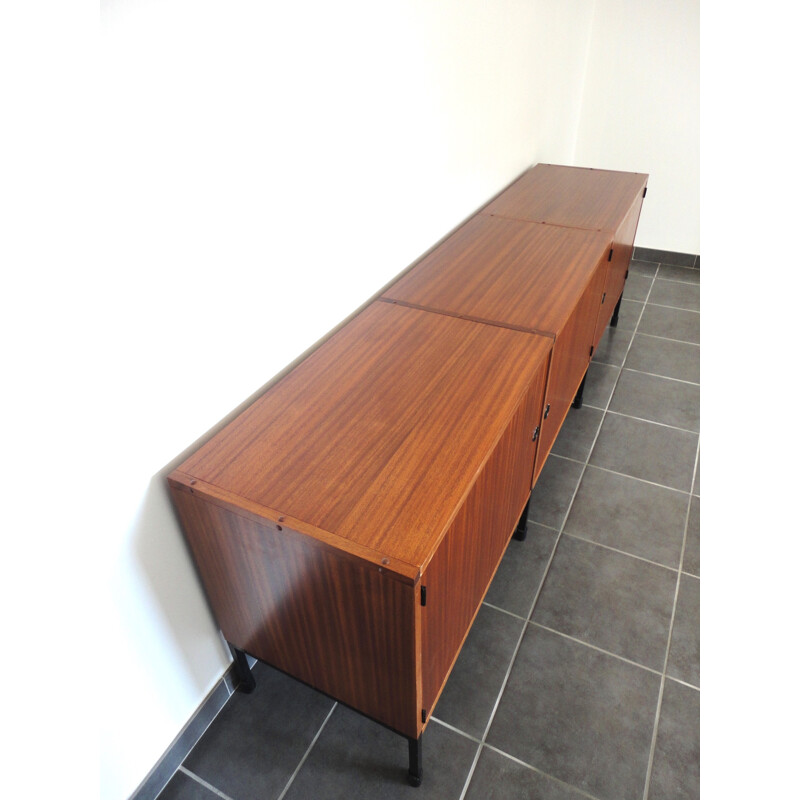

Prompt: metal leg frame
xmin=513 ymin=493 xmax=531 ymax=541
xmin=572 ymin=372 xmax=587 ymax=410
xmin=610 ymin=293 xmax=623 ymax=327
xmin=408 ymin=736 xmax=423 ymax=787
xmin=230 ymin=645 xmax=256 ymax=693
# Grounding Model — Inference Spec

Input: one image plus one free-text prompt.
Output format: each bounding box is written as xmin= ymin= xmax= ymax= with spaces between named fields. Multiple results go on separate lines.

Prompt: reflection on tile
xmin=283 ymin=709 xmax=478 ymax=800
xmin=590 ymin=413 xmax=698 ymax=492
xmin=551 ymin=405 xmax=604 ymax=462
xmin=434 ymin=605 xmax=526 ymax=738
xmin=565 ymin=466 xmax=690 ymax=568
xmin=583 ymin=362 xmax=620 ymax=409
xmin=625 ymin=333 xmax=699 ymax=384
xmin=614 ymin=299 xmax=644 ymax=332
xmin=533 ymin=535 xmax=676 ymax=670
xmin=183 ymin=663 xmax=334 ymax=800
xmin=629 ymin=259 xmax=659 ymax=278
xmin=465 ymin=746 xmax=588 ymax=800
xmin=658 ymin=263 xmax=700 ymax=284
xmin=593 ymin=325 xmax=633 ymax=367
xmin=622 ymin=272 xmax=654 ymax=302
xmin=609 ymin=370 xmax=699 ymax=432
xmin=485 ymin=524 xmax=558 ymax=618
xmin=487 ymin=626 xmax=660 ymax=800
xmin=667 ymin=576 xmax=700 ymax=687
xmin=648 ymin=680 xmax=700 ymax=800
xmin=529 ymin=455 xmax=584 ymax=530
xmin=157 ymin=770 xmax=224 ymax=800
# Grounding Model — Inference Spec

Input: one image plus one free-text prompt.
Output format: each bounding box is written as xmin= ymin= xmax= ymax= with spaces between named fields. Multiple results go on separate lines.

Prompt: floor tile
xmin=629 ymin=259 xmax=659 ymax=278
xmin=638 ymin=305 xmax=699 ymax=344
xmin=583 ymin=362 xmax=620 ymax=409
xmin=683 ymin=497 xmax=700 ymax=576
xmin=529 ymin=455 xmax=584 ymax=530
xmin=183 ymin=662 xmax=335 ymax=800
xmin=564 ymin=466 xmax=690 ymax=568
xmin=532 ymin=535 xmax=677 ymax=670
xmin=648 ymin=279 xmax=700 ymax=311
xmin=590 ymin=413 xmax=698 ymax=492
xmin=624 ymin=333 xmax=700 ymax=384
xmin=647 ymin=679 xmax=700 ymax=800
xmin=157 ymin=770 xmax=223 ymax=800
xmin=464 ymin=746 xmax=588 ymax=800
xmin=614 ymin=298 xmax=644 ymax=332
xmin=693 ymin=451 xmax=700 ymax=496
xmin=487 ymin=625 xmax=660 ymax=800
xmin=551 ymin=405 xmax=604 ymax=462
xmin=622 ymin=272 xmax=654 ymax=302
xmin=593 ymin=325 xmax=633 ymax=367
xmin=657 ymin=263 xmax=700 ymax=284
xmin=282 ymin=709 xmax=478 ymax=800
xmin=433 ymin=605 xmax=526 ymax=739
xmin=484 ymin=524 xmax=558 ymax=618
xmin=609 ymin=370 xmax=699 ymax=432
xmin=666 ymin=575 xmax=700 ymax=687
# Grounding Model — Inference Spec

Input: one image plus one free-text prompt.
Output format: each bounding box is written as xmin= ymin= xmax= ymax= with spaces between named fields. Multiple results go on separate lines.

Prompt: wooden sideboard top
xmin=170 ymin=301 xmax=552 ymax=574
xmin=482 ymin=163 xmax=648 ymax=232
xmin=381 ymin=213 xmax=612 ymax=337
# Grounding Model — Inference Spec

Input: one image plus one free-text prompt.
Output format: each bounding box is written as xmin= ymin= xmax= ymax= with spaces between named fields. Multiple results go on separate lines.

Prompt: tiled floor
xmin=156 ymin=258 xmax=700 ymax=800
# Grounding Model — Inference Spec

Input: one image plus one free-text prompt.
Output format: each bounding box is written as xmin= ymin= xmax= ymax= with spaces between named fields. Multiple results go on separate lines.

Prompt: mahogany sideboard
xmin=167 ymin=163 xmax=647 ymax=787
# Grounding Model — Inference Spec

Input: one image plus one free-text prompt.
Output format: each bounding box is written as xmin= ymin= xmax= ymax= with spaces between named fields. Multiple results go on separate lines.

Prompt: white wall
xmin=574 ymin=0 xmax=700 ymax=254
xmin=97 ymin=2 xmax=602 ymax=798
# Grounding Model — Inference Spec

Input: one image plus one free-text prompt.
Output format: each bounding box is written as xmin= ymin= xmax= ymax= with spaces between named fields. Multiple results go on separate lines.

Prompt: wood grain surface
xmin=174 ymin=301 xmax=553 ymax=571
xmin=482 ymin=163 xmax=648 ymax=232
xmin=382 ymin=214 xmax=612 ymax=337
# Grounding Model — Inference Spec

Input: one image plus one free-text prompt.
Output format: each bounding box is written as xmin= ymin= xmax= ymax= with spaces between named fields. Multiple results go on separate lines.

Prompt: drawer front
xmin=419 ymin=363 xmax=547 ymax=722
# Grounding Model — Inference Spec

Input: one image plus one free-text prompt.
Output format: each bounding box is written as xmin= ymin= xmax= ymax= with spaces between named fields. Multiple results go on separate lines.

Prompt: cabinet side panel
xmin=593 ymin=193 xmax=646 ymax=346
xmin=420 ymin=372 xmax=543 ymax=717
xmin=170 ymin=489 xmax=418 ymax=737
xmin=537 ymin=263 xmax=607 ymax=467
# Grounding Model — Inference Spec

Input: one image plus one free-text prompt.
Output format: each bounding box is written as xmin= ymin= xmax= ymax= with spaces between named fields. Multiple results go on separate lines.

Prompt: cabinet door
xmin=535 ymin=263 xmax=606 ymax=482
xmin=418 ymin=361 xmax=547 ymax=724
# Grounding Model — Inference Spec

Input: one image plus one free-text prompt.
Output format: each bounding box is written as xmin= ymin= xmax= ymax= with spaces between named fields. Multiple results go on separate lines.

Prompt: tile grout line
xmin=553 ymin=455 xmax=695 ymax=496
xmin=619 ymin=366 xmax=699 ymax=387
xmin=559 ymin=531 xmax=682 ymax=573
xmin=457 ymin=277 xmax=654 ymax=800
xmin=177 ymin=767 xmax=237 ymax=800
xmin=275 ymin=702 xmax=338 ymax=800
xmin=641 ymin=438 xmax=701 ymax=800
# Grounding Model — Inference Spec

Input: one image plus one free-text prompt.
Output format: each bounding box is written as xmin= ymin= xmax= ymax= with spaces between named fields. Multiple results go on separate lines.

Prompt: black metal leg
xmin=408 ymin=736 xmax=422 ymax=787
xmin=610 ymin=293 xmax=623 ymax=327
xmin=572 ymin=372 xmax=587 ymax=410
xmin=513 ymin=493 xmax=531 ymax=541
xmin=230 ymin=646 xmax=256 ymax=693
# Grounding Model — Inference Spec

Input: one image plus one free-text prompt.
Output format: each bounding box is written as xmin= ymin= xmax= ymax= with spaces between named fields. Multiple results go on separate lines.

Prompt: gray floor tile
xmin=183 ymin=662 xmax=335 ymax=800
xmin=485 ymin=524 xmax=558 ymax=618
xmin=533 ymin=535 xmax=677 ymax=670
xmin=609 ymin=370 xmax=699 ymax=432
xmin=622 ymin=272 xmax=654 ymax=302
xmin=487 ymin=625 xmax=660 ymax=800
xmin=683 ymin=497 xmax=700 ymax=576
xmin=551 ymin=405 xmax=604 ymax=462
xmin=583 ymin=361 xmax=620 ymax=409
xmin=465 ymin=746 xmax=588 ymax=800
xmin=693 ymin=451 xmax=700 ymax=496
xmin=434 ymin=605 xmax=526 ymax=738
xmin=564 ymin=466 xmax=690 ymax=568
xmin=648 ymin=679 xmax=700 ymax=800
xmin=593 ymin=325 xmax=633 ymax=367
xmin=157 ymin=770 xmax=223 ymax=800
xmin=529 ymin=455 xmax=584 ymax=530
xmin=657 ymin=264 xmax=700 ymax=284
xmin=648 ymin=279 xmax=700 ymax=311
xmin=614 ymin=298 xmax=644 ymax=332
xmin=667 ymin=575 xmax=700 ymax=687
xmin=282 ymin=709 xmax=478 ymax=800
xmin=590 ymin=413 xmax=698 ymax=492
xmin=638 ymin=305 xmax=699 ymax=344
xmin=625 ymin=333 xmax=700 ymax=384
xmin=629 ymin=259 xmax=659 ymax=278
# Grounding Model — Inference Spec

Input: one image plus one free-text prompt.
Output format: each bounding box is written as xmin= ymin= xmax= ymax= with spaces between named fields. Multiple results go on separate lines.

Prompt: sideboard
xmin=168 ymin=163 xmax=647 ymax=786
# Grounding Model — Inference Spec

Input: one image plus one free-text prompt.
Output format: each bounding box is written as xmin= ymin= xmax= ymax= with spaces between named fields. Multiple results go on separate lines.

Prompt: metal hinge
xmin=608 ymin=248 xmax=613 ymax=262
xmin=420 ymin=586 xmax=427 ymax=606
xmin=590 ymin=345 xmax=594 ymax=357
xmin=602 ymin=292 xmax=606 ymax=304
xmin=643 ymin=186 xmax=647 ymax=198
xmin=532 ymin=425 xmax=540 ymax=442
xmin=543 ymin=403 xmax=550 ymax=419
xmin=625 ymin=269 xmax=629 ymax=279
xmin=421 ymin=709 xmax=427 ymax=723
